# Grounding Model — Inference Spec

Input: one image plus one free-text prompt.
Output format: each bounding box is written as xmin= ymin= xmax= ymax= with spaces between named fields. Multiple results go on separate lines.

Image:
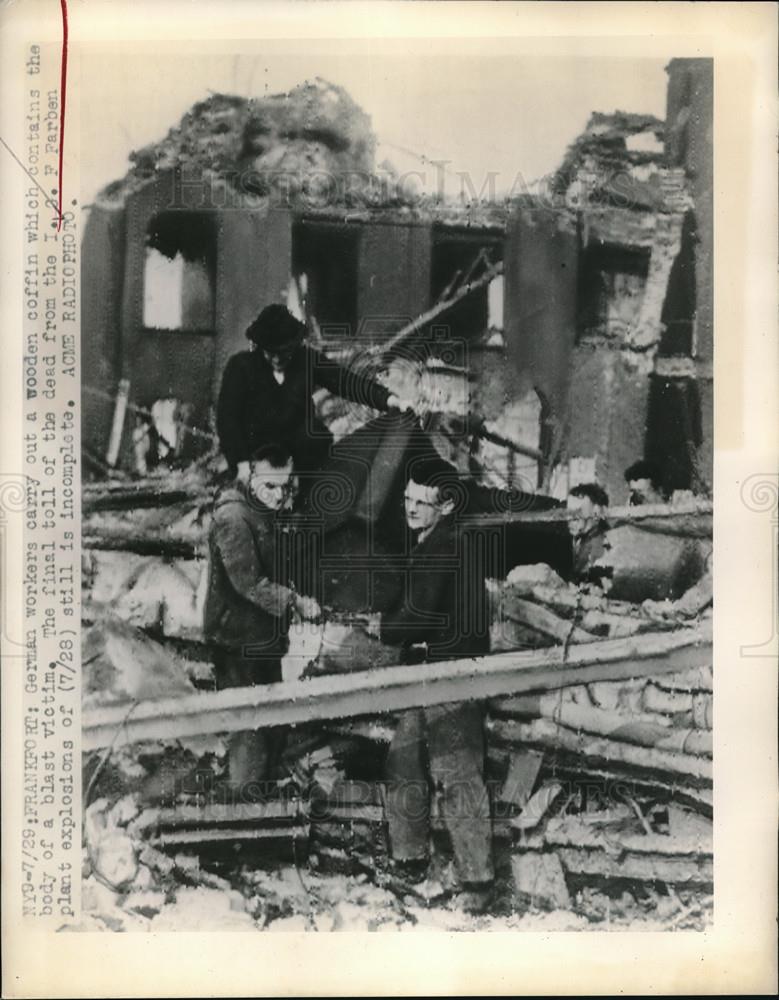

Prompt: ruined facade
xmin=77 ymin=67 xmax=715 ymax=931
xmin=504 ymin=61 xmax=713 ymax=504
xmin=82 ymin=64 xmax=712 ymax=503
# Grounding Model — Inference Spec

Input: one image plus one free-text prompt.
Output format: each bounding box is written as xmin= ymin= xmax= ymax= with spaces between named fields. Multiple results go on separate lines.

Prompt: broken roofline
xmin=96 ymin=165 xmax=684 ymax=230
xmin=98 ymin=162 xmax=524 ymax=217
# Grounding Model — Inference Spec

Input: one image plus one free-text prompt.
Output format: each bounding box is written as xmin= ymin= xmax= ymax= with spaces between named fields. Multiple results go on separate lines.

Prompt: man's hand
xmin=236 ymin=461 xmax=250 ymax=484
xmin=295 ymin=595 xmax=322 ymax=621
xmin=386 ymin=393 xmax=415 ymax=413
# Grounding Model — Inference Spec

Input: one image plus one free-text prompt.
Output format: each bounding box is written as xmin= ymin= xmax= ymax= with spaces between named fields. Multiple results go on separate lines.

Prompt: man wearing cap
xmin=624 ymin=459 xmax=666 ymax=507
xmin=216 ymin=304 xmax=400 ymax=482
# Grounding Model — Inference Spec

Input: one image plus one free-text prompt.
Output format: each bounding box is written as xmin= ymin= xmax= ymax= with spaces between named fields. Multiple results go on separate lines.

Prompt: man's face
xmin=627 ymin=478 xmax=663 ymax=506
xmin=567 ymin=494 xmax=600 ymax=539
xmin=404 ymin=479 xmax=448 ymax=535
xmin=249 ymin=458 xmax=293 ymax=511
xmin=262 ymin=344 xmax=296 ymax=373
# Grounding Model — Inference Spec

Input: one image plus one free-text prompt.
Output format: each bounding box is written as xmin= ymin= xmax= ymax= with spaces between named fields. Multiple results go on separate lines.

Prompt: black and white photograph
xmin=1 ymin=1 xmax=777 ymax=996
xmin=77 ymin=41 xmax=715 ymax=932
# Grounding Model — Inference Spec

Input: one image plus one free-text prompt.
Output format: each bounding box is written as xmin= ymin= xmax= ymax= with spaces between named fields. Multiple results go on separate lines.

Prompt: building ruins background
xmin=77 ymin=60 xmax=714 ymax=931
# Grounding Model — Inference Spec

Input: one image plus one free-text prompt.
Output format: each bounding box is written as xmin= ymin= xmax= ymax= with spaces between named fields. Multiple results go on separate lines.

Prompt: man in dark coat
xmin=216 ymin=304 xmax=399 ymax=482
xmin=379 ymin=456 xmax=495 ymax=912
xmin=566 ymin=482 xmax=612 ymax=590
xmin=204 ymin=442 xmax=320 ymax=799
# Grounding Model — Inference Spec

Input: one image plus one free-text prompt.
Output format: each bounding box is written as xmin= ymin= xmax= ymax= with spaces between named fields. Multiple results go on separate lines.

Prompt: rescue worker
xmin=624 ymin=459 xmax=666 ymax=506
xmin=379 ymin=456 xmax=495 ymax=913
xmin=566 ymin=482 xmax=612 ymax=590
xmin=216 ymin=304 xmax=401 ymax=483
xmin=204 ymin=442 xmax=320 ymax=801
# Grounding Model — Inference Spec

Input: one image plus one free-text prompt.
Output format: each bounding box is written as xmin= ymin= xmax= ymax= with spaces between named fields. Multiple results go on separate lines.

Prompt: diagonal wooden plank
xmin=83 ymin=623 xmax=711 ymax=751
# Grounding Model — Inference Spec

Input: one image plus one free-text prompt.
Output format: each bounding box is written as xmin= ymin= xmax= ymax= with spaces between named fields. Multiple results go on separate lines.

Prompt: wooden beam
xmin=493 ymin=693 xmax=713 ymax=757
xmin=105 ymin=378 xmax=130 ymax=468
xmin=491 ymin=717 xmax=711 ymax=782
xmin=82 ymin=623 xmax=711 ymax=751
xmin=521 ymin=815 xmax=711 ymax=856
xmin=83 ymin=488 xmax=206 ymax=512
xmin=364 ymin=259 xmax=504 ymax=360
xmin=517 ymin=846 xmax=713 ymax=886
xmin=463 ymin=499 xmax=712 ymax=532
xmin=82 ymin=528 xmax=200 ymax=559
xmin=149 ymin=825 xmax=309 ymax=847
xmin=135 ymin=801 xmax=301 ymax=830
xmin=487 ymin=752 xmax=713 ymax=814
xmin=445 ymin=414 xmax=544 ymax=461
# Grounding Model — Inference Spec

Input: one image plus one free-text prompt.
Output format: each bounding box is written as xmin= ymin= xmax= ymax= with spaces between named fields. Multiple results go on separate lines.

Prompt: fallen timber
xmin=489 ymin=718 xmax=712 ymax=783
xmin=519 ymin=847 xmax=712 ymax=887
xmin=82 ymin=499 xmax=713 ymax=558
xmin=83 ymin=622 xmax=710 ymax=751
xmin=82 ymin=527 xmax=201 ymax=559
xmin=83 ymin=486 xmax=208 ymax=513
xmin=492 ymin=694 xmax=713 ymax=757
xmin=149 ymin=825 xmax=310 ymax=847
xmin=363 ymin=259 xmax=504 ymax=360
xmin=485 ymin=751 xmax=714 ymax=814
xmin=464 ymin=499 xmax=712 ymax=534
xmin=83 ymin=490 xmax=710 ymax=529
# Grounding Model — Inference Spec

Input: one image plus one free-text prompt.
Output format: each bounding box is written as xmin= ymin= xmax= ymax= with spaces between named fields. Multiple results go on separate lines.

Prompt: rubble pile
xmin=81 ymin=794 xmax=670 ymax=933
xmin=80 ymin=497 xmax=712 ymax=931
xmin=100 ymin=79 xmax=381 ymax=205
xmin=96 ymin=78 xmax=513 ymax=227
xmin=553 ymin=111 xmax=668 ymax=209
xmin=76 ymin=731 xmax=711 ymax=933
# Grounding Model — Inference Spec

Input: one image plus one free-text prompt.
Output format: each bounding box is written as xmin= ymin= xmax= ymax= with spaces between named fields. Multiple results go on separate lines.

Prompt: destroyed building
xmin=82 ymin=68 xmax=712 ymax=502
xmin=79 ymin=61 xmax=714 ymax=930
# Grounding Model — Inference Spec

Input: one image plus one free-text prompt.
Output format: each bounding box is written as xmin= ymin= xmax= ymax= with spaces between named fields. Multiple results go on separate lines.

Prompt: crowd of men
xmin=202 ymin=303 xmax=694 ymax=913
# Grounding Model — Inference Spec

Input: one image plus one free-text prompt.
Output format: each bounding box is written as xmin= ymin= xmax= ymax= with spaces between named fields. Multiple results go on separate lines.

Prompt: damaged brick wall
xmin=661 ymin=58 xmax=713 ymax=492
xmin=536 ymin=100 xmax=709 ymax=502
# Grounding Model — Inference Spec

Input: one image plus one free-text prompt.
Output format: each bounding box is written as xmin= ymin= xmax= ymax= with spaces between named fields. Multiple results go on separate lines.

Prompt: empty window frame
xmin=292 ymin=220 xmax=360 ymax=339
xmin=143 ymin=212 xmax=216 ymax=332
xmin=578 ymin=242 xmax=651 ymax=341
xmin=430 ymin=227 xmax=503 ymax=341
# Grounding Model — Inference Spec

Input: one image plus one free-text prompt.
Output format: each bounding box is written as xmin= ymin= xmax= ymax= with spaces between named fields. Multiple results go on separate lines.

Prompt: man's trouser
xmin=214 ymin=648 xmax=285 ymax=798
xmin=384 ymin=701 xmax=494 ymax=884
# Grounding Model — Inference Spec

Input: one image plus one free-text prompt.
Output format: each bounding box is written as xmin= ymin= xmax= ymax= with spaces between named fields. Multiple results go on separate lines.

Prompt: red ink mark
xmin=57 ymin=0 xmax=68 ymax=232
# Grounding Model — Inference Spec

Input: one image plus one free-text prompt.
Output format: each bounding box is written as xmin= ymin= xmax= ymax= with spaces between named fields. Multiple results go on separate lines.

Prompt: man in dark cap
xmin=216 ymin=304 xmax=400 ymax=483
xmin=624 ymin=459 xmax=667 ymax=506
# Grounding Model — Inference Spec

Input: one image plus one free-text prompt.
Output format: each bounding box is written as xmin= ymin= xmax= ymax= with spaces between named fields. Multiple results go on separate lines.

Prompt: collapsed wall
xmin=545 ymin=108 xmax=694 ymax=502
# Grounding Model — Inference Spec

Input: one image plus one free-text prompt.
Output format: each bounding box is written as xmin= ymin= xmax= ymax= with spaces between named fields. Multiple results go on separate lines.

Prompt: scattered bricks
xmin=511 ymin=850 xmax=571 ymax=910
